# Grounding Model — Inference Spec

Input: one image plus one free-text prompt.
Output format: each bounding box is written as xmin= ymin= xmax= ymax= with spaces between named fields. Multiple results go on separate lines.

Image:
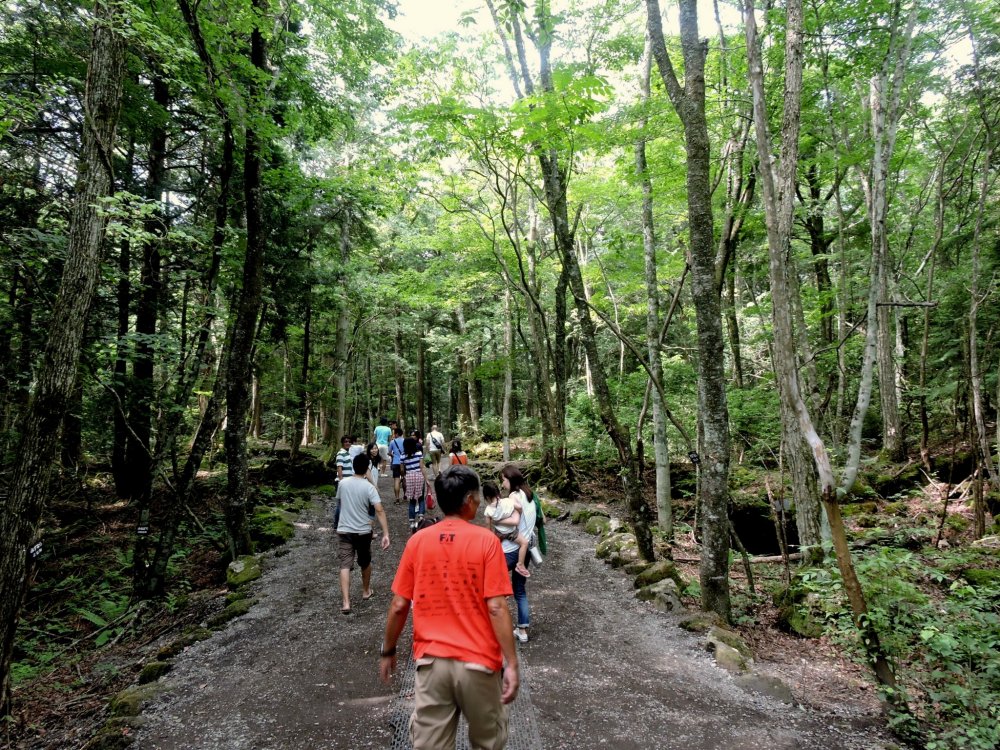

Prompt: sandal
xmin=341 ymin=607 xmax=352 ymax=615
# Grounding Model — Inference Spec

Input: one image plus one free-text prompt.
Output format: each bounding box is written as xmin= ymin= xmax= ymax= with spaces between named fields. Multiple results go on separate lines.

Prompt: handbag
xmin=425 ymin=482 xmax=436 ymax=511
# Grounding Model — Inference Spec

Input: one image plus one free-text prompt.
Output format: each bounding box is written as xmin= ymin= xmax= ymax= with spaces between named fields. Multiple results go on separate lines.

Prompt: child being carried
xmin=482 ymin=481 xmax=531 ymax=578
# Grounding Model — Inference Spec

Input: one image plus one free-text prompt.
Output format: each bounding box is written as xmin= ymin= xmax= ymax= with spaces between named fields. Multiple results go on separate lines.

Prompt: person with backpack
xmin=373 ymin=417 xmax=392 ymax=477
xmin=425 ymin=424 xmax=446 ymax=478
xmin=388 ymin=427 xmax=405 ymax=504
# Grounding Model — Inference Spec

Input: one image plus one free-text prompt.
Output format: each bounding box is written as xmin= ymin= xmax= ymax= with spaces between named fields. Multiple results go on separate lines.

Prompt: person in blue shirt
xmin=388 ymin=426 xmax=405 ymax=504
xmin=373 ymin=417 xmax=392 ymax=477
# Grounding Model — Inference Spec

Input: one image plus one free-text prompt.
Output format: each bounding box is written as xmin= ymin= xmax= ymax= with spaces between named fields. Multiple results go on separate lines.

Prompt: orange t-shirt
xmin=392 ymin=517 xmax=513 ymax=671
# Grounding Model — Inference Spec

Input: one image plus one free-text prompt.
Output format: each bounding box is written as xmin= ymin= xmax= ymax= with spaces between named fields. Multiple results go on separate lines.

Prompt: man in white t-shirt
xmin=336 ymin=453 xmax=390 ymax=615
xmin=425 ymin=425 xmax=446 ymax=478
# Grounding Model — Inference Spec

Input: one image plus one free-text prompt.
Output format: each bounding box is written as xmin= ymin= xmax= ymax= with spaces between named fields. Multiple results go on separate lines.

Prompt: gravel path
xmin=134 ymin=476 xmax=893 ymax=749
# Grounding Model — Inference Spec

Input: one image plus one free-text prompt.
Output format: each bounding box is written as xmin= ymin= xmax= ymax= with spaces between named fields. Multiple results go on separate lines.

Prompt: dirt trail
xmin=134 ymin=476 xmax=893 ymax=749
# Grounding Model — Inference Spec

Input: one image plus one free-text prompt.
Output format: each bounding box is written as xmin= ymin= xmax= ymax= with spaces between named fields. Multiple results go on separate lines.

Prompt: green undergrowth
xmin=781 ymin=546 xmax=1000 ymax=749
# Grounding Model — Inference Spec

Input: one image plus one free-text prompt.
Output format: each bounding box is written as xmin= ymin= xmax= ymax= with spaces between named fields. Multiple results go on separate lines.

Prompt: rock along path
xmin=135 ymin=474 xmax=892 ymax=750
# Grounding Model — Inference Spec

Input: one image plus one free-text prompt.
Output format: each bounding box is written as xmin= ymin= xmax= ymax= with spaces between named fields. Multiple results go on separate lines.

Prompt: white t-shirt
xmin=485 ymin=496 xmax=521 ymax=534
xmin=336 ymin=476 xmax=381 ymax=534
xmin=501 ymin=490 xmax=535 ymax=554
xmin=426 ymin=430 xmax=445 ymax=454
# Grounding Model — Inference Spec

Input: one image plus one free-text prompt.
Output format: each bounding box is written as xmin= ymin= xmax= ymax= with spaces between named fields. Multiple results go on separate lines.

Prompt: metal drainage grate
xmin=387 ymin=653 xmax=543 ymax=750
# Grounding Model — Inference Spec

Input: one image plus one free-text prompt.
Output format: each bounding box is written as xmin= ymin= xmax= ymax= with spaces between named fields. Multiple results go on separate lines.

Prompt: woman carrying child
xmin=482 ymin=482 xmax=531 ymax=578
xmin=495 ymin=465 xmax=538 ymax=643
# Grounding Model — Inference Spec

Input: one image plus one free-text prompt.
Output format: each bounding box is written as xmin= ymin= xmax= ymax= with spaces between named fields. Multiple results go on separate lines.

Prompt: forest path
xmin=134 ymin=474 xmax=892 ymax=750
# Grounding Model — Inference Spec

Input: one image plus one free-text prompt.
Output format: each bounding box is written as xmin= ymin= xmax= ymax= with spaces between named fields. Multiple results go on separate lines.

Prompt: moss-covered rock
xmin=774 ymin=574 xmax=827 ymax=639
xmin=248 ymin=507 xmax=295 ymax=551
xmin=636 ymin=579 xmax=682 ymax=612
xmin=572 ymin=508 xmax=611 ymax=525
xmin=138 ymin=661 xmax=171 ymax=685
xmin=633 ymin=560 xmax=685 ymax=590
xmin=840 ymin=502 xmax=878 ymax=517
xmin=156 ymin=628 xmax=213 ymax=660
xmin=207 ymin=597 xmax=256 ymax=629
xmin=226 ymin=555 xmax=262 ymax=589
xmin=677 ymin=611 xmax=724 ymax=633
xmin=624 ymin=560 xmax=653 ymax=576
xmin=584 ymin=515 xmax=611 ymax=536
xmin=854 ymin=513 xmax=879 ymax=528
xmin=708 ymin=640 xmax=751 ymax=674
xmin=595 ymin=532 xmax=632 ymax=560
xmin=961 ymin=568 xmax=1000 ymax=587
xmin=81 ymin=718 xmax=145 ymax=750
xmin=541 ymin=499 xmax=567 ymax=519
xmin=109 ymin=684 xmax=165 ymax=717
xmin=883 ymin=501 xmax=909 ymax=516
xmin=707 ymin=626 xmax=752 ymax=659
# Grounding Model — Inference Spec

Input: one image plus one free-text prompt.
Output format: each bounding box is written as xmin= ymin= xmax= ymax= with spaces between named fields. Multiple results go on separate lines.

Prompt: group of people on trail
xmin=328 ymin=413 xmax=543 ymax=749
xmin=379 ymin=463 xmax=543 ymax=749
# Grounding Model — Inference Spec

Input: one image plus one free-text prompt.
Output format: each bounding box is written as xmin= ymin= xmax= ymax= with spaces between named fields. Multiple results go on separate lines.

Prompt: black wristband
xmin=380 ymin=645 xmax=396 ymax=657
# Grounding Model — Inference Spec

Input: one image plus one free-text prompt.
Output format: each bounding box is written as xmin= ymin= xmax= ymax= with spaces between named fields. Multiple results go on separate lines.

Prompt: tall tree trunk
xmin=224 ymin=0 xmax=269 ymax=558
xmin=290 ymin=287 xmax=311 ymax=459
xmin=502 ymin=288 xmax=513 ymax=462
xmin=416 ymin=321 xmax=425 ymax=433
xmin=637 ymin=32 xmax=671 ymax=537
xmin=334 ymin=213 xmax=352 ymax=440
xmin=863 ymin=5 xmax=918 ymax=463
xmin=110 ymin=137 xmax=134 ymax=496
xmin=130 ymin=73 xmax=170 ymax=583
xmin=393 ymin=324 xmax=405 ymax=432
xmin=745 ymin=0 xmax=895 ymax=688
xmin=964 ymin=9 xmax=998 ymax=492
xmin=0 ymin=0 xmax=126 ymax=708
xmin=648 ymin=0 xmax=731 ymax=616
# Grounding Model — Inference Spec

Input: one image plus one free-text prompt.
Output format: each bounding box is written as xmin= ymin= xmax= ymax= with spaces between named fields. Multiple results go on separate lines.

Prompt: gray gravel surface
xmin=134 ymin=476 xmax=893 ymax=749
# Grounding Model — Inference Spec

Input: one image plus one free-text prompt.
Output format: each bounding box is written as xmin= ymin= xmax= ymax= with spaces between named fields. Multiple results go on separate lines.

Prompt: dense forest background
xmin=1 ymin=0 xmax=998 ymax=747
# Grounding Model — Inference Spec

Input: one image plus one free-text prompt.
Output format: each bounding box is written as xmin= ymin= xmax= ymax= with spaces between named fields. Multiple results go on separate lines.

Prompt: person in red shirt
xmin=378 ymin=465 xmax=520 ymax=749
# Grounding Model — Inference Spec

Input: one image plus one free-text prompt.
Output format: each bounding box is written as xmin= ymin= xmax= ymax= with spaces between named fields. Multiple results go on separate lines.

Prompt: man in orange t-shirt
xmin=378 ymin=465 xmax=519 ymax=749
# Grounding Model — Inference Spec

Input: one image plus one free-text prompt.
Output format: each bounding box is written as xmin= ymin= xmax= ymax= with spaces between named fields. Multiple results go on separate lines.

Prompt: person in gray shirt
xmin=336 ymin=453 xmax=390 ymax=615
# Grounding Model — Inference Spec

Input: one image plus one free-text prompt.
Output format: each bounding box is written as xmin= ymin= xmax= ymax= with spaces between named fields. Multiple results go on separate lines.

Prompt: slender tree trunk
xmin=393 ymin=324 xmax=405 ymax=432
xmin=864 ymin=6 xmax=918 ymax=463
xmin=648 ymin=0 xmax=731 ymax=615
xmin=502 ymin=288 xmax=513 ymax=462
xmin=334 ymin=214 xmax=352 ymax=441
xmin=0 ymin=0 xmax=126 ymax=708
xmin=224 ymin=0 xmax=269 ymax=558
xmin=416 ymin=321 xmax=425 ymax=433
xmin=637 ymin=33 xmax=671 ymax=537
xmin=130 ymin=73 xmax=169 ymax=584
xmin=745 ymin=0 xmax=895 ymax=688
xmin=290 ymin=288 xmax=311 ymax=459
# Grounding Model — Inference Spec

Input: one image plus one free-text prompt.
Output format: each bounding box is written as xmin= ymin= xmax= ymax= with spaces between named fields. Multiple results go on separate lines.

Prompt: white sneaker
xmin=513 ymin=628 xmax=528 ymax=643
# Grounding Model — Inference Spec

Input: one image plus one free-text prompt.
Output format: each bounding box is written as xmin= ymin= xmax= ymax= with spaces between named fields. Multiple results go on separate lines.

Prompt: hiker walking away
xmin=402 ymin=435 xmax=431 ymax=531
xmin=378 ymin=466 xmax=519 ymax=749
xmin=373 ymin=417 xmax=392 ymax=477
xmin=389 ymin=427 xmax=405 ymax=504
xmin=499 ymin=465 xmax=536 ymax=643
xmin=448 ymin=439 xmax=468 ymax=467
xmin=426 ymin=424 xmax=446 ymax=478
xmin=336 ymin=453 xmax=390 ymax=615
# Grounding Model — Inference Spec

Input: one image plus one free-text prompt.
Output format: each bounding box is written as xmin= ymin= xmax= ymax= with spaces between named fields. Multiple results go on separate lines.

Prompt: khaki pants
xmin=410 ymin=657 xmax=509 ymax=750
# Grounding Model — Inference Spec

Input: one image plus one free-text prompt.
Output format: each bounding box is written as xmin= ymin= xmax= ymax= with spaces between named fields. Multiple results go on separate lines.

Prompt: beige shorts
xmin=409 ymin=657 xmax=508 ymax=750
